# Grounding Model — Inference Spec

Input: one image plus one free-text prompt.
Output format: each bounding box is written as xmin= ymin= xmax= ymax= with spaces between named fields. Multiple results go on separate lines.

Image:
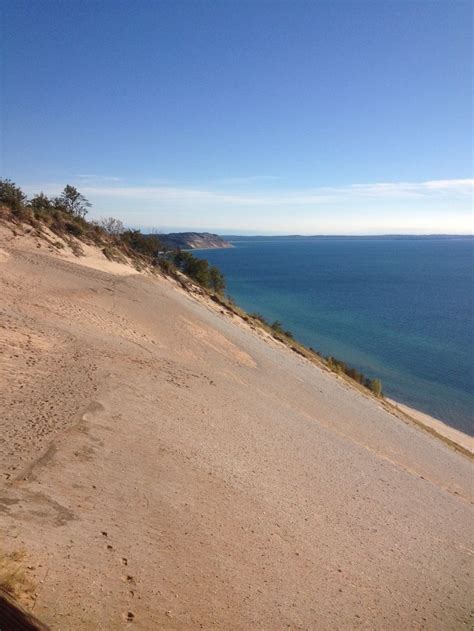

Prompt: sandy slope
xmin=0 ymin=224 xmax=473 ymax=630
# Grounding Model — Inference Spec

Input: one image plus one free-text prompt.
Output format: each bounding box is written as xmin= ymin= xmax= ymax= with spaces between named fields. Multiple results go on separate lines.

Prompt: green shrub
xmin=0 ymin=179 xmax=26 ymax=210
xmin=33 ymin=207 xmax=53 ymax=225
xmin=183 ymin=256 xmax=210 ymax=286
xmin=325 ymin=355 xmax=383 ymax=395
xmin=271 ymin=320 xmax=284 ymax=334
xmin=326 ymin=356 xmax=346 ymax=373
xmin=65 ymin=221 xmax=85 ymax=237
xmin=269 ymin=320 xmax=294 ymax=339
xmin=58 ymin=185 xmax=91 ymax=219
xmin=29 ymin=192 xmax=52 ymax=211
xmin=367 ymin=378 xmax=383 ymax=397
xmin=209 ymin=266 xmax=225 ymax=294
xmin=121 ymin=229 xmax=161 ymax=257
xmin=250 ymin=312 xmax=268 ymax=324
xmin=102 ymin=246 xmax=127 ymax=263
xmin=12 ymin=205 xmax=33 ymax=222
xmin=173 ymin=250 xmax=209 ymax=286
xmin=156 ymin=257 xmax=175 ymax=275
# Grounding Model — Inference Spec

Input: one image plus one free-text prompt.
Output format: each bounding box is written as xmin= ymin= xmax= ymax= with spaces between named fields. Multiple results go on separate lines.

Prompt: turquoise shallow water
xmin=196 ymin=237 xmax=474 ymax=435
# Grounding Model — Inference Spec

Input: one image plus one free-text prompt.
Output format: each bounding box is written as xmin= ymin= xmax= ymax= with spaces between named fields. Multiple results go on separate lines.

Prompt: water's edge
xmin=195 ymin=237 xmax=474 ymax=435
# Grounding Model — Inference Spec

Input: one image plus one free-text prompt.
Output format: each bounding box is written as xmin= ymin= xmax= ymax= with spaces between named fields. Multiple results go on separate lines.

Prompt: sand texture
xmin=0 ymin=224 xmax=473 ymax=630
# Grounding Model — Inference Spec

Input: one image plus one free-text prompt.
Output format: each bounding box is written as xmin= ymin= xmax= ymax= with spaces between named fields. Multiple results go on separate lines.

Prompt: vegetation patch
xmin=102 ymin=245 xmax=128 ymax=264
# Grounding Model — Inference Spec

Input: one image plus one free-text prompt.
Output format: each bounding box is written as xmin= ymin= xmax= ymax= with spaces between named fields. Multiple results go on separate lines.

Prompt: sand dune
xmin=0 ymin=223 xmax=473 ymax=630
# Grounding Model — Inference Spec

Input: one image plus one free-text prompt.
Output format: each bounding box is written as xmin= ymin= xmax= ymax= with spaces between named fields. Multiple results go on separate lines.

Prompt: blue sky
xmin=2 ymin=0 xmax=472 ymax=234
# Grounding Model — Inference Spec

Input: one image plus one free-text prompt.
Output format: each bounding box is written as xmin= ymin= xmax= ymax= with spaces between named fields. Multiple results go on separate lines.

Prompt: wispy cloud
xmin=422 ymin=179 xmax=473 ymax=191
xmin=66 ymin=177 xmax=473 ymax=207
xmin=347 ymin=179 xmax=473 ymax=197
xmin=76 ymin=174 xmax=121 ymax=182
xmin=22 ymin=177 xmax=472 ymax=234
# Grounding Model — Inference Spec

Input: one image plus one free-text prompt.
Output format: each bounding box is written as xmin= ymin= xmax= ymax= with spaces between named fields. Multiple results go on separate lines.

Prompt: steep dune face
xmin=0 ymin=226 xmax=472 ymax=630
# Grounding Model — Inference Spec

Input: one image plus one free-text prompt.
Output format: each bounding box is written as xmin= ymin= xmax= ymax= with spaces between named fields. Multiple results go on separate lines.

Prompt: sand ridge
xmin=0 ymin=223 xmax=473 ymax=629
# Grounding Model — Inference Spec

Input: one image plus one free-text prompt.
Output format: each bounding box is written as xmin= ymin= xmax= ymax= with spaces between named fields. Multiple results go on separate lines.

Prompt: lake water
xmin=195 ymin=237 xmax=474 ymax=435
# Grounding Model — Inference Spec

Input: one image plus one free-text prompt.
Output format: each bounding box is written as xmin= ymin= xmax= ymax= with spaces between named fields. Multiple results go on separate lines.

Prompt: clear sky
xmin=1 ymin=0 xmax=472 ymax=234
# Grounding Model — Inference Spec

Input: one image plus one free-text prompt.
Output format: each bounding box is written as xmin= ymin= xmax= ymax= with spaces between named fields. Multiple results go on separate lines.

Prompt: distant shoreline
xmin=221 ymin=234 xmax=474 ymax=240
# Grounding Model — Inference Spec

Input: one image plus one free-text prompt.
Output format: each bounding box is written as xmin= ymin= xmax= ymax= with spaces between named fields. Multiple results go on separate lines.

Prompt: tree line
xmin=0 ymin=178 xmax=226 ymax=295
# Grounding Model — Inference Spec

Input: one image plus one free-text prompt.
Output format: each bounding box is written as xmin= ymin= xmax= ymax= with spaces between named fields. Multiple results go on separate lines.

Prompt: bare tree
xmin=97 ymin=217 xmax=124 ymax=236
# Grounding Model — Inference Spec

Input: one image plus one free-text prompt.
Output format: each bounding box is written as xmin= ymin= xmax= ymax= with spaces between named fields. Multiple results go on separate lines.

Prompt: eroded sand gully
xmin=0 ymin=225 xmax=473 ymax=630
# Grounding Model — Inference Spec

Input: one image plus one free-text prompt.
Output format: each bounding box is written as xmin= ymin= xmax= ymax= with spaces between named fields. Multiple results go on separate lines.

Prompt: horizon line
xmin=143 ymin=229 xmax=474 ymax=238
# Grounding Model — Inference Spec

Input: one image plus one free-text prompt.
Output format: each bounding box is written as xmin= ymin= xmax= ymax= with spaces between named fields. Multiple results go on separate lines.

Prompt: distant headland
xmin=156 ymin=232 xmax=233 ymax=250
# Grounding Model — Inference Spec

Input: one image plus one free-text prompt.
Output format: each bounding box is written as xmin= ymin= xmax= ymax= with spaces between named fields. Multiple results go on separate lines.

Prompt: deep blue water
xmin=196 ymin=238 xmax=474 ymax=435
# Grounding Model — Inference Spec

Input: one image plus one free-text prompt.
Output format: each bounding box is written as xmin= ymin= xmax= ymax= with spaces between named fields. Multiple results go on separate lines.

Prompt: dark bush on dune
xmin=172 ymin=249 xmax=226 ymax=294
xmin=120 ymin=229 xmax=162 ymax=257
xmin=325 ymin=355 xmax=383 ymax=397
xmin=0 ymin=179 xmax=27 ymax=211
